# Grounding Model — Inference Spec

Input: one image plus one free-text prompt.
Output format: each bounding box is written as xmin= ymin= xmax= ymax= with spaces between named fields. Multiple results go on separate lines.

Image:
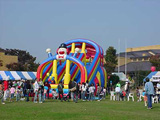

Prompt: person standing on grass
xmin=81 ymin=82 xmax=87 ymax=101
xmin=16 ymin=86 xmax=21 ymax=102
xmin=88 ymin=84 xmax=95 ymax=101
xmin=10 ymin=85 xmax=15 ymax=102
xmin=142 ymin=90 xmax=147 ymax=106
xmin=0 ymin=81 xmax=5 ymax=104
xmin=44 ymin=82 xmax=50 ymax=99
xmin=38 ymin=85 xmax=43 ymax=103
xmin=69 ymin=80 xmax=76 ymax=101
xmin=43 ymin=86 xmax=48 ymax=101
xmin=19 ymin=80 xmax=25 ymax=100
xmin=115 ymin=85 xmax=121 ymax=101
xmin=124 ymin=82 xmax=130 ymax=99
xmin=97 ymin=84 xmax=101 ymax=100
xmin=73 ymin=80 xmax=79 ymax=103
xmin=3 ymin=79 xmax=9 ymax=101
xmin=34 ymin=79 xmax=39 ymax=103
xmin=58 ymin=81 xmax=64 ymax=102
xmin=136 ymin=87 xmax=140 ymax=102
xmin=26 ymin=80 xmax=31 ymax=102
xmin=103 ymin=87 xmax=106 ymax=99
xmin=145 ymin=78 xmax=154 ymax=109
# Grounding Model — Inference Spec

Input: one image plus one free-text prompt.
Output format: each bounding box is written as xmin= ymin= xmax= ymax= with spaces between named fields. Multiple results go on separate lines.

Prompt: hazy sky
xmin=0 ymin=0 xmax=160 ymax=63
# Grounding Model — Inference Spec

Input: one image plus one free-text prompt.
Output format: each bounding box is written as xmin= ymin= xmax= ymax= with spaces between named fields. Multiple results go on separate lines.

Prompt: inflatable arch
xmin=37 ymin=39 xmax=107 ymax=94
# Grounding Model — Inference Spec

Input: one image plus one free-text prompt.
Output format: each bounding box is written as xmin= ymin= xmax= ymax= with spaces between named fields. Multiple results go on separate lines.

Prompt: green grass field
xmin=0 ymin=97 xmax=160 ymax=120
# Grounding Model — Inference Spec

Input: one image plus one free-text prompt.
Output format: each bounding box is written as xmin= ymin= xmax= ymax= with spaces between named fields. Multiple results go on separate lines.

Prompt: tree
xmin=104 ymin=46 xmax=117 ymax=74
xmin=0 ymin=48 xmax=39 ymax=71
xmin=150 ymin=54 xmax=160 ymax=71
xmin=108 ymin=74 xmax=120 ymax=86
xmin=0 ymin=48 xmax=5 ymax=67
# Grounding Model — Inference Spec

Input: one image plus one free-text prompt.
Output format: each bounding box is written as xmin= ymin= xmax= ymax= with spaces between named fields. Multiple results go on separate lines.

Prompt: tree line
xmin=0 ymin=48 xmax=39 ymax=71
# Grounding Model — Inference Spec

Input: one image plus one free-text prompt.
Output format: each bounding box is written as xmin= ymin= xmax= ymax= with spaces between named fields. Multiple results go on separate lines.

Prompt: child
xmin=38 ymin=85 xmax=43 ymax=103
xmin=120 ymin=91 xmax=126 ymax=101
xmin=136 ymin=87 xmax=140 ymax=102
xmin=10 ymin=85 xmax=15 ymax=102
xmin=16 ymin=86 xmax=21 ymax=101
xmin=97 ymin=84 xmax=101 ymax=100
xmin=43 ymin=86 xmax=48 ymax=102
xmin=88 ymin=84 xmax=95 ymax=101
xmin=142 ymin=90 xmax=147 ymax=106
xmin=81 ymin=82 xmax=87 ymax=101
xmin=103 ymin=87 xmax=106 ymax=99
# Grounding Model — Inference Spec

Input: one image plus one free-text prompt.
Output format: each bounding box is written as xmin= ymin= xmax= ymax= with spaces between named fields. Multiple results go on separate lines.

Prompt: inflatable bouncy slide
xmin=37 ymin=39 xmax=107 ymax=94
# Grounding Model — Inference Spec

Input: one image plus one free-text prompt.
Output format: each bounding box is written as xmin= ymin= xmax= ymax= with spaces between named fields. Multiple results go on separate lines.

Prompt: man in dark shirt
xmin=74 ymin=80 xmax=79 ymax=103
xmin=58 ymin=81 xmax=64 ymax=102
xmin=69 ymin=80 xmax=76 ymax=101
xmin=26 ymin=80 xmax=31 ymax=102
xmin=44 ymin=82 xmax=50 ymax=99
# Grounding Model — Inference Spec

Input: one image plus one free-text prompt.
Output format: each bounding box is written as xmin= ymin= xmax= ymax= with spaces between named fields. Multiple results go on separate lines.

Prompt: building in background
xmin=0 ymin=52 xmax=18 ymax=71
xmin=115 ymin=45 xmax=160 ymax=73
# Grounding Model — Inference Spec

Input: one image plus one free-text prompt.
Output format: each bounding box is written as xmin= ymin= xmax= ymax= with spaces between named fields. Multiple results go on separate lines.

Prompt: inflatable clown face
xmin=56 ymin=43 xmax=67 ymax=60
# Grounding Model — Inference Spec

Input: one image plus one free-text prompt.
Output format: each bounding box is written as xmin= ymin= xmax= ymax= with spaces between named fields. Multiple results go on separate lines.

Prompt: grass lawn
xmin=0 ymin=96 xmax=160 ymax=120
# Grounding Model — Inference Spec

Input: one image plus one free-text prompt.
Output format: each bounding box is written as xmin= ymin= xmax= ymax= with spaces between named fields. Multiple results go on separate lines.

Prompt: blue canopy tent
xmin=0 ymin=74 xmax=2 ymax=80
xmin=0 ymin=71 xmax=37 ymax=80
xmin=143 ymin=71 xmax=160 ymax=82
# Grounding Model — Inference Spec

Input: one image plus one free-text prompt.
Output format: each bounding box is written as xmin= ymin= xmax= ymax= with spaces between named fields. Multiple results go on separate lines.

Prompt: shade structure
xmin=0 ymin=71 xmax=37 ymax=80
xmin=143 ymin=71 xmax=160 ymax=82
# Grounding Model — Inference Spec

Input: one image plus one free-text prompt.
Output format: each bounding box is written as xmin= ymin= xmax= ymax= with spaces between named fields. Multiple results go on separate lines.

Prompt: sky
xmin=0 ymin=0 xmax=160 ymax=63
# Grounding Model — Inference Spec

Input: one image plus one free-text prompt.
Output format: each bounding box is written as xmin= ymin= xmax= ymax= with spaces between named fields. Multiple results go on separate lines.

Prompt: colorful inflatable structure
xmin=37 ymin=39 xmax=107 ymax=94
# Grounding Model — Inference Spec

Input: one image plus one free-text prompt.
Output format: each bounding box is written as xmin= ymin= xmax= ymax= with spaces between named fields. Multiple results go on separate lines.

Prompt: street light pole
xmin=125 ymin=39 xmax=127 ymax=76
xmin=118 ymin=39 xmax=120 ymax=73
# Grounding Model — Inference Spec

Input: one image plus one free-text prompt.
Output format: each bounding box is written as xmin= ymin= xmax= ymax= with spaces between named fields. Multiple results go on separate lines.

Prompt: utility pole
xmin=118 ymin=39 xmax=120 ymax=73
xmin=125 ymin=39 xmax=127 ymax=76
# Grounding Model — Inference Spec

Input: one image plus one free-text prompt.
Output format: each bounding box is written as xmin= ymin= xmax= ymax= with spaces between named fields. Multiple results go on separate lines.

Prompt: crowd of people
xmin=0 ymin=77 xmax=159 ymax=110
xmin=109 ymin=78 xmax=160 ymax=109
xmin=0 ymin=79 xmax=34 ymax=104
xmin=0 ymin=78 xmax=107 ymax=104
xmin=67 ymin=80 xmax=106 ymax=103
xmin=109 ymin=82 xmax=130 ymax=101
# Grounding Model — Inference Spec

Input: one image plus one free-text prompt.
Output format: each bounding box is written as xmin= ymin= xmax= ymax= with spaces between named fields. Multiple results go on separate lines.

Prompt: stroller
xmin=63 ymin=93 xmax=70 ymax=102
xmin=52 ymin=89 xmax=58 ymax=100
xmin=99 ymin=91 xmax=105 ymax=100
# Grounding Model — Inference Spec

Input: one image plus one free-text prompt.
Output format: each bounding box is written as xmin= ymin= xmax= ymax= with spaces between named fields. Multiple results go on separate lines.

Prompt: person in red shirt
xmin=4 ymin=80 xmax=9 ymax=91
xmin=3 ymin=79 xmax=9 ymax=101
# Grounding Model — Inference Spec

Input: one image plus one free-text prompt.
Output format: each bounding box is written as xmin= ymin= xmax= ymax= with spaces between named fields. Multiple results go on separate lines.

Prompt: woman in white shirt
xmin=33 ymin=79 xmax=39 ymax=103
xmin=88 ymin=84 xmax=95 ymax=101
xmin=81 ymin=83 xmax=87 ymax=101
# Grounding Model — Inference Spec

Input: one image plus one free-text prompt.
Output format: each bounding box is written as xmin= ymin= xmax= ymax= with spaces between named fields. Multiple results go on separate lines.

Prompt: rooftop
xmin=115 ymin=61 xmax=152 ymax=72
xmin=118 ymin=49 xmax=160 ymax=58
